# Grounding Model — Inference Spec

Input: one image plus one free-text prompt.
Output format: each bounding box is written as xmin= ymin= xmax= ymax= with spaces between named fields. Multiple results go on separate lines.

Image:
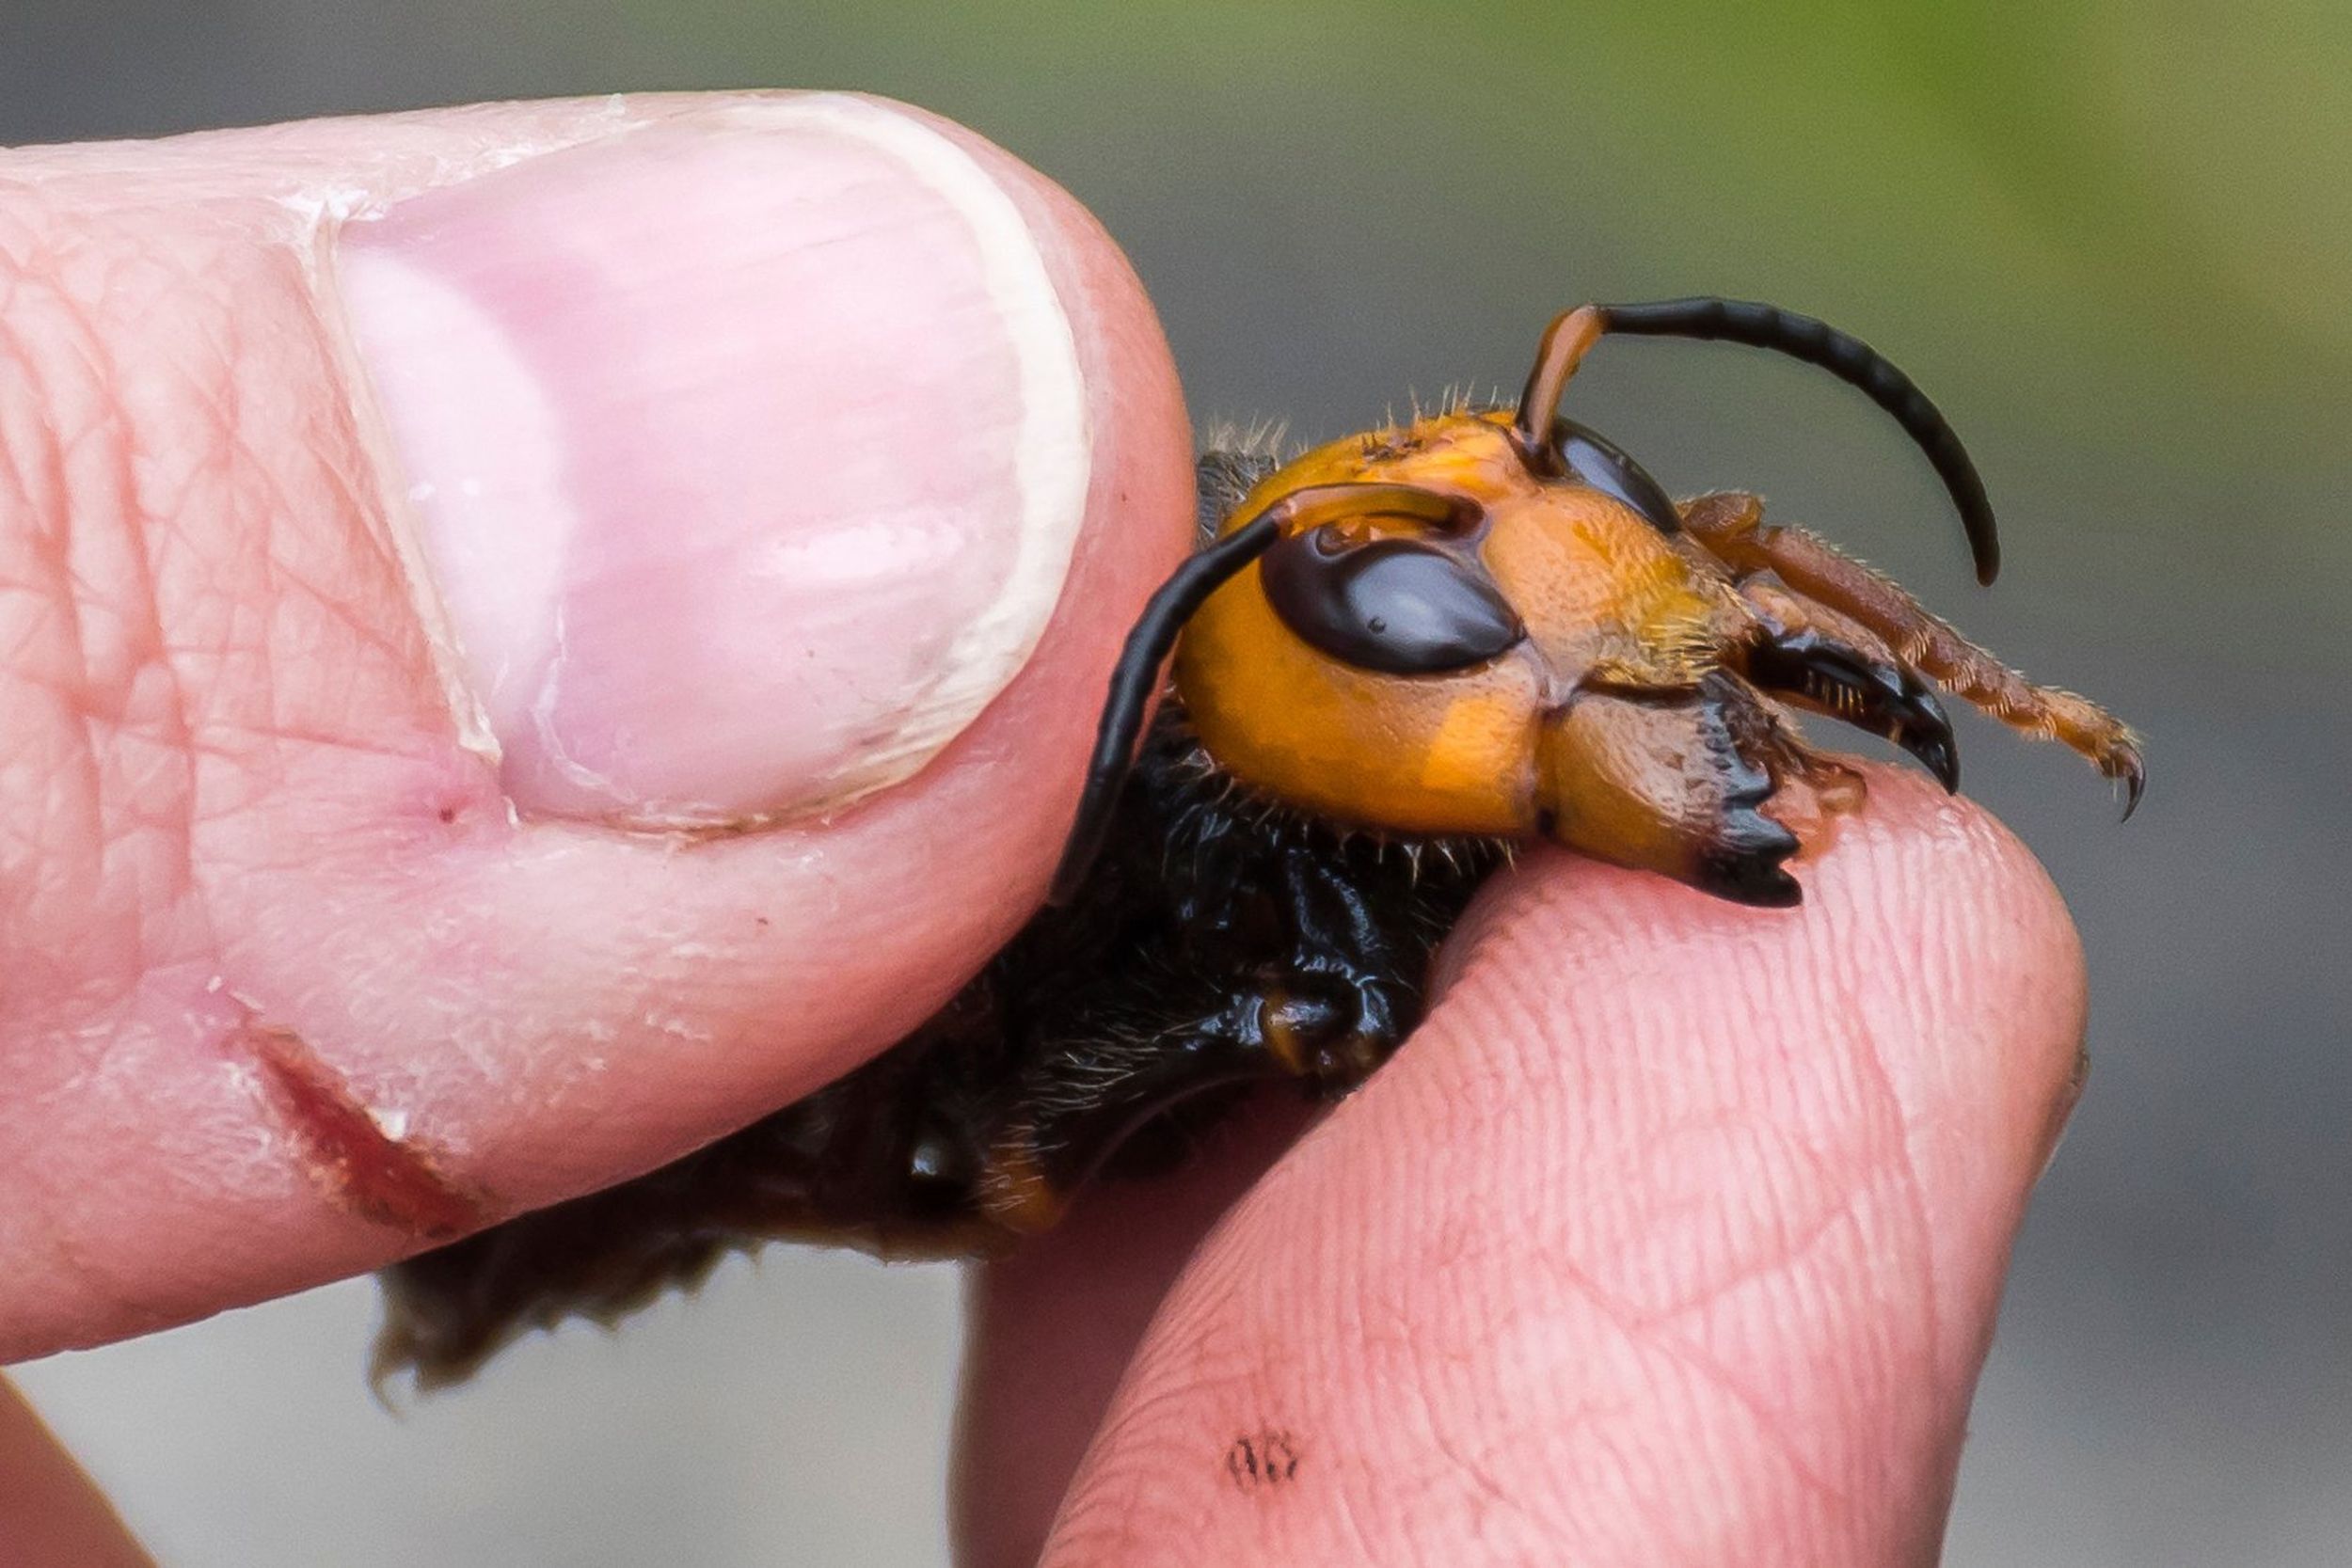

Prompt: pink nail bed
xmin=339 ymin=98 xmax=1092 ymax=827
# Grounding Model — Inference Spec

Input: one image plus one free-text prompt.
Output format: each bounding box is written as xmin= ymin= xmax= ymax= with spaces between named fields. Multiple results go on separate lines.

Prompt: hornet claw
xmin=1747 ymin=629 xmax=1962 ymax=794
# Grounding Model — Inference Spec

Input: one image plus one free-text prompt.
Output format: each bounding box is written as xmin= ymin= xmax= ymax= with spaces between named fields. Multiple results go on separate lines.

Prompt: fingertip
xmin=1439 ymin=765 xmax=2088 ymax=1369
xmin=1446 ymin=763 xmax=2088 ymax=1168
xmin=313 ymin=97 xmax=1196 ymax=1240
xmin=1042 ymin=767 xmax=2090 ymax=1565
xmin=1803 ymin=767 xmax=2090 ymax=1192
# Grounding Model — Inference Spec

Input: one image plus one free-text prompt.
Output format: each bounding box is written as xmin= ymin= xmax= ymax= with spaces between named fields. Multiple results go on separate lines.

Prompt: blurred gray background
xmin=5 ymin=2 xmax=2347 ymax=1563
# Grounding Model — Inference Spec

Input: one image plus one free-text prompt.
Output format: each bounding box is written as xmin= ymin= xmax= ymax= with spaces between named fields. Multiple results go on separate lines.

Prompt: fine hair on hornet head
xmin=1048 ymin=295 xmax=2010 ymax=905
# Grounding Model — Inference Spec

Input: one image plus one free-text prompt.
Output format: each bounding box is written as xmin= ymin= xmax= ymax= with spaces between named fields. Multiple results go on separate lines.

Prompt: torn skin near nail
xmin=247 ymin=1026 xmax=485 ymax=1241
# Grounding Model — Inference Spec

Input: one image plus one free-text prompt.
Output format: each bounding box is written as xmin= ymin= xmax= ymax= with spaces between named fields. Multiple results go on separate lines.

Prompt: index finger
xmin=964 ymin=770 xmax=2086 ymax=1566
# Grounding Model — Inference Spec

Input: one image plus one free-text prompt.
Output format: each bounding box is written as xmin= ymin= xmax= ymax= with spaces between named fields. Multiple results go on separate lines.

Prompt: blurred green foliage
xmin=596 ymin=0 xmax=2349 ymax=471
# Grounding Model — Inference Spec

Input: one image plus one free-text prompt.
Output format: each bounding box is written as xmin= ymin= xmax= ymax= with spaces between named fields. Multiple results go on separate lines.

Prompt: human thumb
xmin=0 ymin=91 xmax=1192 ymax=1358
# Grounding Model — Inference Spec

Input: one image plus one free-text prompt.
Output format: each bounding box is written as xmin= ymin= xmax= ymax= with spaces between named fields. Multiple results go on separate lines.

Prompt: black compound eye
xmin=1262 ymin=529 xmax=1525 ymax=674
xmin=1553 ymin=418 xmax=1682 ymax=536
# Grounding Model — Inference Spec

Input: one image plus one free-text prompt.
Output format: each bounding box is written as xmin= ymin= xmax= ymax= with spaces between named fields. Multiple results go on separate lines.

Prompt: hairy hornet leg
xmin=973 ymin=985 xmax=1365 ymax=1235
xmin=980 ymin=848 xmax=1421 ymax=1235
xmin=1680 ymin=491 xmax=2145 ymax=811
xmin=1542 ymin=672 xmax=1809 ymax=906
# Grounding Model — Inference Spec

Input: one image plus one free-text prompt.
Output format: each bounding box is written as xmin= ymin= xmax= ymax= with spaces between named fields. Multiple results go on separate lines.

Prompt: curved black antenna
xmin=1595 ymin=298 xmax=2000 ymax=585
xmin=1049 ymin=481 xmax=1476 ymax=905
xmin=1047 ymin=513 xmax=1280 ymax=905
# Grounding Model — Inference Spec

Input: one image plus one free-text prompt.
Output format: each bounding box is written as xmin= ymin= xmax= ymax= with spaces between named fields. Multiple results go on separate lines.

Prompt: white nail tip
xmin=717 ymin=96 xmax=1093 ymax=811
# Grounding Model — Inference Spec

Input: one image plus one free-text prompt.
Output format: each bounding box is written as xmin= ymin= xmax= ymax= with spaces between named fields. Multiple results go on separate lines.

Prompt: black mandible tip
xmin=1596 ymin=298 xmax=2001 ymax=586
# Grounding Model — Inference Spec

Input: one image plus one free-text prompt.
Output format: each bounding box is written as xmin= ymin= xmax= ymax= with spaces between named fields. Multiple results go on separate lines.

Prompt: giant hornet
xmin=375 ymin=297 xmax=2140 ymax=1386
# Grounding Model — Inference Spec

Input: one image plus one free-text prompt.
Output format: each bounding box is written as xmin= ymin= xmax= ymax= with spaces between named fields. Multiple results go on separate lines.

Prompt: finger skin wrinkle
xmin=0 ymin=204 xmax=194 ymax=999
xmin=0 ymin=177 xmax=463 ymax=1349
xmin=1851 ymin=1019 xmax=1945 ymax=1413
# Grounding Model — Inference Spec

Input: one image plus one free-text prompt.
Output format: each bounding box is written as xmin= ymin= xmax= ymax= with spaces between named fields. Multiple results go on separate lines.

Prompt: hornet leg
xmin=1680 ymin=491 xmax=2143 ymax=811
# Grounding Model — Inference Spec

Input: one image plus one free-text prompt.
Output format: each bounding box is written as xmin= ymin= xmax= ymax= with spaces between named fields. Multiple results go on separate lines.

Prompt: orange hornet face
xmin=1174 ymin=412 xmax=1850 ymax=903
xmin=1049 ymin=299 xmax=2140 ymax=910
